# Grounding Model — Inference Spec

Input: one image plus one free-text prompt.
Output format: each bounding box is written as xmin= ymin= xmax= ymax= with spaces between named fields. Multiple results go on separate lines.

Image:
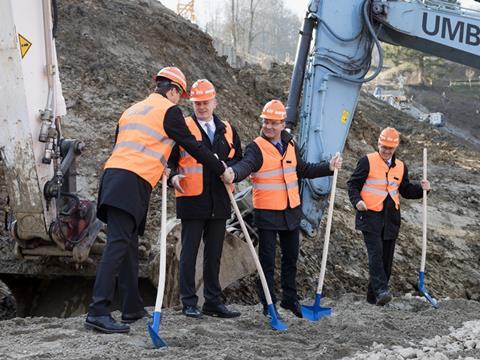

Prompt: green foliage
xmin=383 ymin=45 xmax=424 ymax=66
xmin=383 ymin=44 xmax=450 ymax=85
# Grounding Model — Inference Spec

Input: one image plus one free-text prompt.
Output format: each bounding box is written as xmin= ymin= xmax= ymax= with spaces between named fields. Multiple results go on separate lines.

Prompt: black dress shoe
xmin=376 ymin=291 xmax=392 ymax=306
xmin=182 ymin=305 xmax=203 ymax=318
xmin=280 ymin=301 xmax=303 ymax=318
xmin=121 ymin=309 xmax=151 ymax=323
xmin=202 ymin=303 xmax=240 ymax=318
xmin=85 ymin=315 xmax=129 ymax=334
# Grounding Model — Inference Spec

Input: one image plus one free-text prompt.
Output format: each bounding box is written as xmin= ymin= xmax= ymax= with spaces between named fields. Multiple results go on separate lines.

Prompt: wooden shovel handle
xmin=225 ymin=184 xmax=274 ymax=305
xmin=154 ymin=174 xmax=168 ymax=311
xmin=420 ymin=148 xmax=428 ymax=272
xmin=316 ymin=168 xmax=338 ymax=294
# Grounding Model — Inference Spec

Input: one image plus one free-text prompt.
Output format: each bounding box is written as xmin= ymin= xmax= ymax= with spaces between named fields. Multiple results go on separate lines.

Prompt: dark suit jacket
xmin=347 ymin=153 xmax=423 ymax=239
xmin=231 ymin=130 xmax=333 ymax=231
xmin=168 ymin=113 xmax=242 ymax=219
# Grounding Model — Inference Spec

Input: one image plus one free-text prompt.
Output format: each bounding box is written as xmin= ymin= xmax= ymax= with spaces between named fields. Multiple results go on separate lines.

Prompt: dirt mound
xmin=0 ymin=296 xmax=478 ymax=359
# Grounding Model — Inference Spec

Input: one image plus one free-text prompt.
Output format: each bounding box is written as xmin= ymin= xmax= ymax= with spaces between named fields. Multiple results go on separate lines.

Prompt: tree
xmin=383 ymin=45 xmax=427 ymax=85
xmin=246 ymin=0 xmax=260 ymax=55
xmin=204 ymin=0 xmax=301 ymax=64
xmin=230 ymin=0 xmax=238 ymax=65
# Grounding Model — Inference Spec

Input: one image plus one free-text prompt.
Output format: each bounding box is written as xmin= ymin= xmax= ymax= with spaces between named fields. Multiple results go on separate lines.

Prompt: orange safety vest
xmin=104 ymin=93 xmax=175 ymax=188
xmin=176 ymin=118 xmax=235 ymax=197
xmin=251 ymin=137 xmax=300 ymax=210
xmin=360 ymin=152 xmax=405 ymax=211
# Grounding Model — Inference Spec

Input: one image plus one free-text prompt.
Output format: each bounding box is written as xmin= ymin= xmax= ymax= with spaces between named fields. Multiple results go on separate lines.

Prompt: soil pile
xmin=0 ymin=296 xmax=479 ymax=359
xmin=0 ymin=0 xmax=478 ymax=323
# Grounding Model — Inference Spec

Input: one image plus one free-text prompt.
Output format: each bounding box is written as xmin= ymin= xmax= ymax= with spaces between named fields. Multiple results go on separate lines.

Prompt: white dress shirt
xmin=197 ymin=118 xmax=216 ymax=135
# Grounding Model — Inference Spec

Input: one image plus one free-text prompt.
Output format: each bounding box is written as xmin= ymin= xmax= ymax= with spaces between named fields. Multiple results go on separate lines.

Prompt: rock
xmin=464 ymin=340 xmax=476 ymax=349
xmin=396 ymin=347 xmax=417 ymax=359
xmin=432 ymin=353 xmax=449 ymax=360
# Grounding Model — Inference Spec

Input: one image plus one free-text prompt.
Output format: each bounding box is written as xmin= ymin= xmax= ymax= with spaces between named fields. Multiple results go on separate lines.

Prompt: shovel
xmin=301 ymin=167 xmax=338 ymax=321
xmin=225 ymin=184 xmax=288 ymax=331
xmin=418 ymin=148 xmax=438 ymax=309
xmin=148 ymin=174 xmax=168 ymax=348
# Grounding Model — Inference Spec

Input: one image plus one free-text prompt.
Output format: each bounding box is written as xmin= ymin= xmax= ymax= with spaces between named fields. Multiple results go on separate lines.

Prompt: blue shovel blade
xmin=301 ymin=293 xmax=332 ymax=322
xmin=147 ymin=311 xmax=167 ymax=348
xmin=267 ymin=304 xmax=288 ymax=331
xmin=420 ymin=288 xmax=438 ymax=308
xmin=418 ymin=272 xmax=438 ymax=309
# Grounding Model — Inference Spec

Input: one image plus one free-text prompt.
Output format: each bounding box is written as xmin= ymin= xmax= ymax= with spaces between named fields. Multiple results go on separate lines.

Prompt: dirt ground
xmin=1 ymin=295 xmax=479 ymax=359
xmin=0 ymin=0 xmax=479 ymax=358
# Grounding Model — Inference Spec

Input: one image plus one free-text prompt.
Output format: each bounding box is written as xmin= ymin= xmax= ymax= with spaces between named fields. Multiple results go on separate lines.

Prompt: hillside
xmin=53 ymin=0 xmax=480 ymax=307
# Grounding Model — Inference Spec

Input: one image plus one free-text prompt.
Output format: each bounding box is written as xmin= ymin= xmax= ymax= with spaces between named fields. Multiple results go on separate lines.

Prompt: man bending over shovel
xmin=347 ymin=127 xmax=430 ymax=306
xmin=224 ymin=100 xmax=342 ymax=318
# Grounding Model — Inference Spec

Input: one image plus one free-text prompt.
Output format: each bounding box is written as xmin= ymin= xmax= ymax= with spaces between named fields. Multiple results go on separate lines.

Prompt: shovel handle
xmin=316 ymin=168 xmax=338 ymax=294
xmin=154 ymin=174 xmax=168 ymax=311
xmin=225 ymin=184 xmax=274 ymax=305
xmin=420 ymin=148 xmax=427 ymax=272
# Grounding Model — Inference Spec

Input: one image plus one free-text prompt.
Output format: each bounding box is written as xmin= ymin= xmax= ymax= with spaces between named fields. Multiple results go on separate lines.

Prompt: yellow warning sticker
xmin=18 ymin=34 xmax=32 ymax=58
xmin=341 ymin=110 xmax=350 ymax=124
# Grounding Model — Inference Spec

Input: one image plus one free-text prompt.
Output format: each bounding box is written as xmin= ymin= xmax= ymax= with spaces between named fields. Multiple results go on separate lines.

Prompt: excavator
xmin=286 ymin=0 xmax=480 ymax=237
xmin=0 ymin=0 xmax=479 ymax=318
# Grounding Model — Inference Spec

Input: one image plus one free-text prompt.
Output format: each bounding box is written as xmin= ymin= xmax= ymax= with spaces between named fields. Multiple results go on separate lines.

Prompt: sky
xmin=159 ymin=0 xmax=480 ymax=28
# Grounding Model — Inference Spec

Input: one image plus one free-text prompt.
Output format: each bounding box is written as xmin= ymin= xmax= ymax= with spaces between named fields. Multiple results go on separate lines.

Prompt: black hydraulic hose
xmin=52 ymin=0 xmax=58 ymax=38
xmin=360 ymin=0 xmax=383 ymax=81
xmin=59 ymin=142 xmax=75 ymax=176
xmin=332 ymin=0 xmax=384 ymax=84
xmin=285 ymin=13 xmax=315 ymax=130
xmin=318 ymin=18 xmax=364 ymax=42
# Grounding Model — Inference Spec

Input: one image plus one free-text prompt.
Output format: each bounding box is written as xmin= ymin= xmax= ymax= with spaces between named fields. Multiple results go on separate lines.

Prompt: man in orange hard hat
xmin=225 ymin=100 xmax=342 ymax=319
xmin=86 ymin=68 xmax=233 ymax=334
xmin=347 ymin=127 xmax=431 ymax=306
xmin=168 ymin=79 xmax=242 ymax=318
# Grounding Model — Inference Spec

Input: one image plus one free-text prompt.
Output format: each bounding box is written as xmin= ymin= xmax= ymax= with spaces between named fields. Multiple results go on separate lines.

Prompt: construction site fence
xmin=449 ymin=80 xmax=480 ymax=87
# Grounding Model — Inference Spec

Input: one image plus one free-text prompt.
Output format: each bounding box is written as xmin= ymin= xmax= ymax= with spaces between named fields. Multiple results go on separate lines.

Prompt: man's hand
xmin=329 ymin=152 xmax=343 ymax=171
xmin=356 ymin=200 xmax=367 ymax=211
xmin=421 ymin=179 xmax=431 ymax=191
xmin=171 ymin=174 xmax=186 ymax=193
xmin=164 ymin=168 xmax=172 ymax=178
xmin=221 ymin=167 xmax=235 ymax=184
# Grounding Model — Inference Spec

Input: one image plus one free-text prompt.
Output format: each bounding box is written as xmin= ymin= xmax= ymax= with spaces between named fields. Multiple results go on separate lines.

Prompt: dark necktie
xmin=205 ymin=122 xmax=214 ymax=144
xmin=275 ymin=142 xmax=283 ymax=155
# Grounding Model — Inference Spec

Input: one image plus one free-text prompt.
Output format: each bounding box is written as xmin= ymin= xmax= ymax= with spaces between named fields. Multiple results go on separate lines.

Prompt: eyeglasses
xmin=172 ymin=83 xmax=183 ymax=96
xmin=261 ymin=119 xmax=285 ymax=127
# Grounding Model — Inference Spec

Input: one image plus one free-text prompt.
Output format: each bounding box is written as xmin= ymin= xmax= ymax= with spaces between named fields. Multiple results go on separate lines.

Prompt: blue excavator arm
xmin=287 ymin=0 xmax=480 ymax=237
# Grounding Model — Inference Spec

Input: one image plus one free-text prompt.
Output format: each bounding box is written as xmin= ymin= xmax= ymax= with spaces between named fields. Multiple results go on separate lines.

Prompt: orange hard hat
xmin=378 ymin=127 xmax=400 ymax=147
xmin=260 ymin=100 xmax=287 ymax=121
xmin=189 ymin=79 xmax=216 ymax=101
xmin=155 ymin=67 xmax=188 ymax=98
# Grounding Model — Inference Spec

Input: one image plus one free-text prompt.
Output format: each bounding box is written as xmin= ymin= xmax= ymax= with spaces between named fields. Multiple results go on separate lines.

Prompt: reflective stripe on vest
xmin=223 ymin=120 xmax=235 ymax=159
xmin=360 ymin=152 xmax=404 ymax=211
xmin=176 ymin=118 xmax=235 ymax=197
xmin=251 ymin=137 xmax=300 ymax=210
xmin=104 ymin=93 xmax=175 ymax=188
xmin=176 ymin=117 xmax=204 ymax=197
